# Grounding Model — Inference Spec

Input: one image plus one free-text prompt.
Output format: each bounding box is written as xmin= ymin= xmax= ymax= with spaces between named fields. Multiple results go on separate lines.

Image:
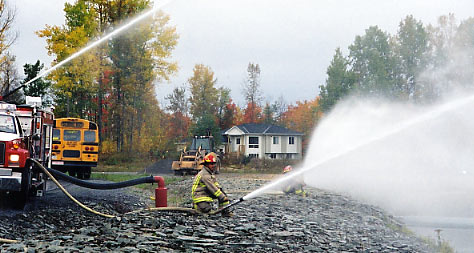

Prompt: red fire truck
xmin=0 ymin=97 xmax=53 ymax=208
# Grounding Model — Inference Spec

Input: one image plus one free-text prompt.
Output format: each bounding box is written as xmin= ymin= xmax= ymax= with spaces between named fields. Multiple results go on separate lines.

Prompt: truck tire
xmin=13 ymin=166 xmax=32 ymax=209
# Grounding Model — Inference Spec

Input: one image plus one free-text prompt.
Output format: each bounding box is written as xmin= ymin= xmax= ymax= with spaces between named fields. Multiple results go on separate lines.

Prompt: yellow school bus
xmin=51 ymin=118 xmax=99 ymax=179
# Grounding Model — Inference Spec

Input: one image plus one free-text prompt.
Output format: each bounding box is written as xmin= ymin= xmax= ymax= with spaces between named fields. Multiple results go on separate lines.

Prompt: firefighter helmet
xmin=283 ymin=165 xmax=292 ymax=173
xmin=201 ymin=152 xmax=217 ymax=164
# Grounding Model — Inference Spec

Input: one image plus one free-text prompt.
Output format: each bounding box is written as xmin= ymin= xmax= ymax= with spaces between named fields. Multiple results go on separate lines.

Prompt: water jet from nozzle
xmin=22 ymin=0 xmax=173 ymax=88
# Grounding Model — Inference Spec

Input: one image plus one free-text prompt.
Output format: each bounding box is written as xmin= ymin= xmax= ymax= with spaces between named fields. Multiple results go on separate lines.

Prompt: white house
xmin=222 ymin=123 xmax=303 ymax=159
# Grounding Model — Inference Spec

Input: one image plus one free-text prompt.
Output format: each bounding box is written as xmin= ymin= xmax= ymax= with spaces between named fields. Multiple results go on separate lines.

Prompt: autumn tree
xmin=242 ymin=102 xmax=262 ymax=124
xmin=38 ymin=0 xmax=179 ymax=154
xmin=0 ymin=2 xmax=18 ymax=101
xmin=166 ymin=86 xmax=190 ymax=140
xmin=221 ymin=99 xmax=239 ymax=129
xmin=242 ymin=62 xmax=262 ymax=123
xmin=188 ymin=64 xmax=218 ymax=119
xmin=216 ymin=87 xmax=231 ymax=128
xmin=281 ymin=98 xmax=322 ymax=150
xmin=37 ymin=0 xmax=100 ymax=118
xmin=0 ymin=52 xmax=21 ymax=103
xmin=0 ymin=0 xmax=16 ymax=58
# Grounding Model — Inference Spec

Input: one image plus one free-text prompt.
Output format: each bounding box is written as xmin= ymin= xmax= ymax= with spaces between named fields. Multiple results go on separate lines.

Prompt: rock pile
xmin=0 ymin=174 xmax=433 ymax=252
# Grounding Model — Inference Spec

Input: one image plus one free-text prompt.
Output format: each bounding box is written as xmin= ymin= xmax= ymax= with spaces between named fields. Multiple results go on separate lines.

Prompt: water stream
xmin=22 ymin=0 xmax=173 ymax=87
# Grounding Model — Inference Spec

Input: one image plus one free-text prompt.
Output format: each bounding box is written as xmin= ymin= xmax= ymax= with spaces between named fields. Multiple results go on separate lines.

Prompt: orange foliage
xmin=242 ymin=102 xmax=263 ymax=124
xmin=167 ymin=112 xmax=191 ymax=140
xmin=281 ymin=97 xmax=322 ymax=148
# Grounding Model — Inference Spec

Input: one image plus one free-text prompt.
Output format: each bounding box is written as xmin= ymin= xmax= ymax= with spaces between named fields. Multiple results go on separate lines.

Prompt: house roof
xmin=227 ymin=123 xmax=303 ymax=135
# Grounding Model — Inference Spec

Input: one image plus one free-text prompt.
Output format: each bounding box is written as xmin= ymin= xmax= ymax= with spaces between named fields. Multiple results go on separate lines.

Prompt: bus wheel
xmin=77 ymin=170 xmax=84 ymax=180
xmin=83 ymin=167 xmax=91 ymax=180
xmin=68 ymin=169 xmax=77 ymax=178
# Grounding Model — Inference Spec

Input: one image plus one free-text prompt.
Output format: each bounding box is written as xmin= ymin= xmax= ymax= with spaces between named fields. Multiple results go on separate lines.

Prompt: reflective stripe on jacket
xmin=192 ymin=166 xmax=227 ymax=204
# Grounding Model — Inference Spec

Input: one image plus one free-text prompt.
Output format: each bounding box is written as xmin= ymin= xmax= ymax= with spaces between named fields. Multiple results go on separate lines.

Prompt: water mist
xmin=245 ymin=92 xmax=474 ymax=218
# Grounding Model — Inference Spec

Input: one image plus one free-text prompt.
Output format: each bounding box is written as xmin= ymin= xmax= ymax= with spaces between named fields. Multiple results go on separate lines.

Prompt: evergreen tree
xmin=22 ymin=60 xmax=52 ymax=105
xmin=319 ymin=48 xmax=355 ymax=112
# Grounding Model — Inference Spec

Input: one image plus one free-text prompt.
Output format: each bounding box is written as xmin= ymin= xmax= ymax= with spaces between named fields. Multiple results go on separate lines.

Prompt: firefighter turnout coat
xmin=192 ymin=166 xmax=229 ymax=208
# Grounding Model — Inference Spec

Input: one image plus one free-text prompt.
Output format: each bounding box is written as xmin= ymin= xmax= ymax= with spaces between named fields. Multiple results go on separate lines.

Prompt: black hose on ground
xmin=46 ymin=167 xmax=157 ymax=190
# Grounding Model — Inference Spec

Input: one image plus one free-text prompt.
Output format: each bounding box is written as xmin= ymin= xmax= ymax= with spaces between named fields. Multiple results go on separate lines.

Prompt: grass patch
xmin=90 ymin=173 xmax=188 ymax=207
xmin=95 ymin=162 xmax=153 ymax=173
xmin=384 ymin=216 xmax=455 ymax=253
xmin=91 ymin=173 xmax=184 ymax=187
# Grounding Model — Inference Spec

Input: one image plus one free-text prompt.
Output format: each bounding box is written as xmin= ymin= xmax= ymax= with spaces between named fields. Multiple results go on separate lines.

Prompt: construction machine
xmin=171 ymin=135 xmax=221 ymax=175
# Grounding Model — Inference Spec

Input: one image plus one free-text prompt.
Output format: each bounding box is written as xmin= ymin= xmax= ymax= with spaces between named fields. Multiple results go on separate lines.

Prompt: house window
xmin=249 ymin=137 xmax=259 ymax=148
xmin=249 ymin=154 xmax=259 ymax=159
xmin=289 ymin=136 xmax=295 ymax=145
xmin=236 ymin=138 xmax=240 ymax=145
xmin=273 ymin=136 xmax=279 ymax=144
xmin=270 ymin=153 xmax=277 ymax=159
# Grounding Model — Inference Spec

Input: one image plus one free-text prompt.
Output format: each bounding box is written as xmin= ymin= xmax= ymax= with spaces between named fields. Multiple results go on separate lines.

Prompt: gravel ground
xmin=0 ymin=172 xmax=434 ymax=252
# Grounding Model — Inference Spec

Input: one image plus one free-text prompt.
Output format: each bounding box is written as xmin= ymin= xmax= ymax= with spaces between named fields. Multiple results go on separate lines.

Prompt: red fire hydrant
xmin=154 ymin=176 xmax=167 ymax=207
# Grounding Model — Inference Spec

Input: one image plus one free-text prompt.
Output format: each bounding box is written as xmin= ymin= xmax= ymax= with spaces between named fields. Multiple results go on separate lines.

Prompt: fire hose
xmin=30 ymin=159 xmax=242 ymax=217
xmin=0 ymin=160 xmax=244 ymax=244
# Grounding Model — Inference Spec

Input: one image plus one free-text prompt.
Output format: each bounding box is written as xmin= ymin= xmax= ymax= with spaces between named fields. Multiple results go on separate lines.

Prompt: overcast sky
xmin=9 ymin=0 xmax=474 ymax=107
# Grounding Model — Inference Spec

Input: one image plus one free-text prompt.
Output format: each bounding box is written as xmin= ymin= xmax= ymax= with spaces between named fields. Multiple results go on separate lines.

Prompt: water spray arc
xmin=4 ymin=0 xmax=173 ymax=98
xmin=239 ymin=94 xmax=474 ymax=203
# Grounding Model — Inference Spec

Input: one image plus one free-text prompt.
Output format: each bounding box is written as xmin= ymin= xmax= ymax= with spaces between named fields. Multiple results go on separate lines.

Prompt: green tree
xmin=188 ymin=64 xmax=218 ymax=119
xmin=216 ymin=86 xmax=231 ymax=129
xmin=189 ymin=113 xmax=221 ymax=147
xmin=21 ymin=60 xmax=52 ymax=105
xmin=262 ymin=102 xmax=274 ymax=124
xmin=349 ymin=26 xmax=395 ymax=97
xmin=393 ymin=15 xmax=429 ymax=101
xmin=319 ymin=48 xmax=355 ymax=112
xmin=166 ymin=86 xmax=188 ymax=115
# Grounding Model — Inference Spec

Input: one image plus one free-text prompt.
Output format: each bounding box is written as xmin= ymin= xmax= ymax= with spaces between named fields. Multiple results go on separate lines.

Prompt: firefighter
xmin=282 ymin=165 xmax=308 ymax=197
xmin=191 ymin=152 xmax=232 ymax=217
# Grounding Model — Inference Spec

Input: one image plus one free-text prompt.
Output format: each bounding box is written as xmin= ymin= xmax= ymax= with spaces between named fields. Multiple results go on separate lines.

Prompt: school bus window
xmin=64 ymin=130 xmax=81 ymax=141
xmin=53 ymin=129 xmax=60 ymax=141
xmin=84 ymin=131 xmax=96 ymax=142
xmin=61 ymin=121 xmax=84 ymax=128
